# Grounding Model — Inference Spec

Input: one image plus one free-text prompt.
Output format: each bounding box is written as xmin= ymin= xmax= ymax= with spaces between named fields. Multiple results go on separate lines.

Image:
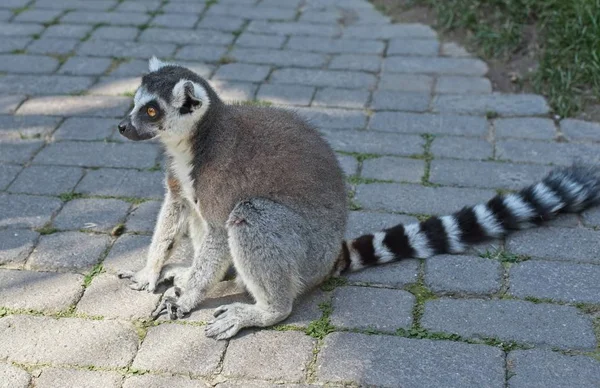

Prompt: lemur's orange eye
xmin=147 ymin=107 xmax=157 ymax=117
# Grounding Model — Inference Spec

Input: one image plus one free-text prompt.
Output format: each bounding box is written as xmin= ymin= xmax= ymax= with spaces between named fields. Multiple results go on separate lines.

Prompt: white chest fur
xmin=164 ymin=137 xmax=199 ymax=212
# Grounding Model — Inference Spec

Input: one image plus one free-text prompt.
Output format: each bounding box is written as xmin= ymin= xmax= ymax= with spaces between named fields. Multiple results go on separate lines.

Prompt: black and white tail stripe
xmin=335 ymin=164 xmax=600 ymax=275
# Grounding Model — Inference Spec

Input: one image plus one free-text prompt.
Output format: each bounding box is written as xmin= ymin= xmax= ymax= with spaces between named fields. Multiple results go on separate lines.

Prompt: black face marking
xmin=141 ymin=100 xmax=162 ymax=122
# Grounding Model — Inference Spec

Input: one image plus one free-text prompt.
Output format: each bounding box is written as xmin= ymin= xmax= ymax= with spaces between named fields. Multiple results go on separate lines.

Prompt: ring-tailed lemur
xmin=117 ymin=57 xmax=600 ymax=340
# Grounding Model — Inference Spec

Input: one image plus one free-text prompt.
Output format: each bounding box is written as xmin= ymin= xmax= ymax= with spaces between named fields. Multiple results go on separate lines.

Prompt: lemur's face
xmin=118 ymin=57 xmax=210 ymax=141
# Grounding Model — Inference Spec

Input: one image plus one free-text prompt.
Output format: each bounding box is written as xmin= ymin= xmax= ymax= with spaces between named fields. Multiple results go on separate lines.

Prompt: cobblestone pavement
xmin=0 ymin=0 xmax=599 ymax=387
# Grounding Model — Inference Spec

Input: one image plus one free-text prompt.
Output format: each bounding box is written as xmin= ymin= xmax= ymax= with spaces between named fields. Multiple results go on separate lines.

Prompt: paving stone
xmin=0 ymin=193 xmax=62 ymax=229
xmin=78 ymin=40 xmax=176 ymax=59
xmin=282 ymin=289 xmax=330 ymax=327
xmin=507 ymin=349 xmax=600 ymax=388
xmin=27 ymin=38 xmax=80 ymax=55
xmin=331 ymin=286 xmax=414 ymax=331
xmin=429 ymin=159 xmax=549 ymax=190
xmin=35 ymin=368 xmax=122 ymax=388
xmin=77 ymin=169 xmax=164 ymax=199
xmin=544 ymin=213 xmax=580 ymax=228
xmin=312 ymin=88 xmax=369 ymax=109
xmin=317 ymin=332 xmax=504 ymax=387
xmin=0 ymin=269 xmax=83 ymax=312
xmin=355 ymin=183 xmax=495 ymax=215
xmin=133 ymin=324 xmax=227 ymax=375
xmin=425 ymin=255 xmax=502 ymax=294
xmin=422 ymin=298 xmax=597 ymax=349
xmin=235 ymin=33 xmax=286 ymax=49
xmin=0 ymin=115 xmax=61 ymax=140
xmin=296 ymin=108 xmax=367 ymax=130
xmin=34 ymin=142 xmax=159 ymax=169
xmin=109 ymin=59 xmax=150 ymax=76
xmin=0 ymin=164 xmax=21 ymax=190
xmin=90 ymin=26 xmax=139 ymax=41
xmin=346 ymin=211 xmax=418 ymax=239
xmin=256 ymin=84 xmax=314 ymax=106
xmin=0 ymin=54 xmax=59 ymax=74
xmin=163 ymin=1 xmax=206 ymax=13
xmin=371 ymin=90 xmax=430 ymax=111
xmin=362 ymin=156 xmax=425 ymax=183
xmin=561 ymin=118 xmax=600 ymax=141
xmin=322 ymin=129 xmax=423 ymax=155
xmin=378 ymin=73 xmax=433 ymax=92
xmin=0 ymin=363 xmax=30 ymax=388
xmin=9 ymin=166 xmax=84 ymax=196
xmin=506 ymin=227 xmax=600 ymax=264
xmin=272 ymin=68 xmax=376 ymax=89
xmin=35 ymin=0 xmax=117 ymax=11
xmin=431 ymin=136 xmax=493 ymax=160
xmin=87 ymin=76 xmax=141 ymax=96
xmin=496 ymin=139 xmax=600 ymax=165
xmin=223 ymin=331 xmax=315 ymax=380
xmin=214 ymin=63 xmax=271 ymax=83
xmin=343 ymin=23 xmax=437 ymax=39
xmin=0 ymin=37 xmax=31 ymax=53
xmin=0 ymin=0 xmax=29 ymax=7
xmin=196 ymin=15 xmax=244 ymax=32
xmin=370 ymin=112 xmax=488 ymax=136
xmin=0 ymin=75 xmax=94 ymax=95
xmin=216 ymin=381 xmax=312 ymax=388
xmin=116 ymin=0 xmax=163 ymax=12
xmin=388 ymin=39 xmax=439 ymax=56
xmin=139 ymin=28 xmax=234 ymax=46
xmin=103 ymin=234 xmax=150 ymax=274
xmin=57 ymin=56 xmax=112 ymax=76
xmin=175 ymin=45 xmax=229 ymax=62
xmin=0 ymin=22 xmax=44 ymax=37
xmin=0 ymin=230 xmax=38 ymax=267
xmin=53 ymin=198 xmax=130 ymax=232
xmin=287 ymin=37 xmax=384 ymax=55
xmin=77 ymin=273 xmax=160 ymax=319
xmin=229 ymin=47 xmax=327 ymax=68
xmin=126 ymin=201 xmax=161 ymax=233
xmin=18 ymin=95 xmax=129 ymax=118
xmin=206 ymin=4 xmax=297 ymax=20
xmin=0 ymin=10 xmax=11 ymax=22
xmin=0 ymin=315 xmax=138 ymax=367
xmin=433 ymin=93 xmax=550 ymax=116
xmin=509 ymin=260 xmax=600 ymax=304
xmin=336 ymin=154 xmax=358 ymax=177
xmin=346 ymin=257 xmax=419 ymax=289
xmin=211 ymin=80 xmax=258 ymax=101
xmin=62 ymin=11 xmax=150 ymax=25
xmin=582 ymin=207 xmax=600 ymax=227
xmin=260 ymin=0 xmax=303 ymax=7
xmin=27 ymin=231 xmax=111 ymax=272
xmin=123 ymin=375 xmax=209 ymax=388
xmin=13 ymin=9 xmax=63 ymax=23
xmin=328 ymin=54 xmax=381 ymax=72
xmin=152 ymin=13 xmax=199 ymax=28
xmin=435 ymin=76 xmax=492 ymax=94
xmin=53 ymin=117 xmax=115 ymax=141
xmin=441 ymin=42 xmax=471 ymax=57
xmin=384 ymin=57 xmax=487 ymax=75
xmin=495 ymin=117 xmax=556 ymax=140
xmin=0 ymin=140 xmax=44 ymax=164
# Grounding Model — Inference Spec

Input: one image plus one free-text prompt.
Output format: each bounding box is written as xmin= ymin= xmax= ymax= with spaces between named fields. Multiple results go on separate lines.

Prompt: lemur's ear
xmin=148 ymin=56 xmax=170 ymax=72
xmin=172 ymin=80 xmax=202 ymax=114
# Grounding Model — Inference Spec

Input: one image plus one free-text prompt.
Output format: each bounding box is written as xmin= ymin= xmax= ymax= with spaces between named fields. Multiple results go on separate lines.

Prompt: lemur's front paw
xmin=118 ymin=268 xmax=159 ymax=292
xmin=204 ymin=303 xmax=244 ymax=340
xmin=151 ymin=287 xmax=191 ymax=320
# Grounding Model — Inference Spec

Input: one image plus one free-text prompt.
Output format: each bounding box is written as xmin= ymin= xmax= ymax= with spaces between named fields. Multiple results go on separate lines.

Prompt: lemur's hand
xmin=118 ymin=267 xmax=160 ymax=292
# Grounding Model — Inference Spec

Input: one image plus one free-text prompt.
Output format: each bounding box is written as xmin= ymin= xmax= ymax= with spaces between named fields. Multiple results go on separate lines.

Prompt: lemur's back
xmin=192 ymin=104 xmax=348 ymax=231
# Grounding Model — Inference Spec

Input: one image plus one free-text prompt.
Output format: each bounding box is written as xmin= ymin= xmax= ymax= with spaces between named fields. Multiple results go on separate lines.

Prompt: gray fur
xmin=119 ymin=58 xmax=346 ymax=339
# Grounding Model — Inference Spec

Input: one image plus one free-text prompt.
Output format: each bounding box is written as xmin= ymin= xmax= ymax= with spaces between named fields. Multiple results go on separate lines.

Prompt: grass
xmin=480 ymin=248 xmax=530 ymax=263
xmin=305 ymin=301 xmax=335 ymax=339
xmin=404 ymin=0 xmax=600 ymax=117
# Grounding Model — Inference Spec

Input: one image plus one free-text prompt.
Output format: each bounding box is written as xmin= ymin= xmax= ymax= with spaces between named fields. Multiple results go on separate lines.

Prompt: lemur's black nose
xmin=118 ymin=119 xmax=128 ymax=133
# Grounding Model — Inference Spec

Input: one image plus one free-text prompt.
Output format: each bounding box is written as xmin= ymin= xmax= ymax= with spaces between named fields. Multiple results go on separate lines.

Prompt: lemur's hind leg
xmin=205 ymin=198 xmax=307 ymax=340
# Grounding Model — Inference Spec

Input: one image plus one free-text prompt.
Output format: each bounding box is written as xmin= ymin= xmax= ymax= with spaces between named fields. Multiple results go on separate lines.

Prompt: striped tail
xmin=334 ymin=163 xmax=600 ymax=275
